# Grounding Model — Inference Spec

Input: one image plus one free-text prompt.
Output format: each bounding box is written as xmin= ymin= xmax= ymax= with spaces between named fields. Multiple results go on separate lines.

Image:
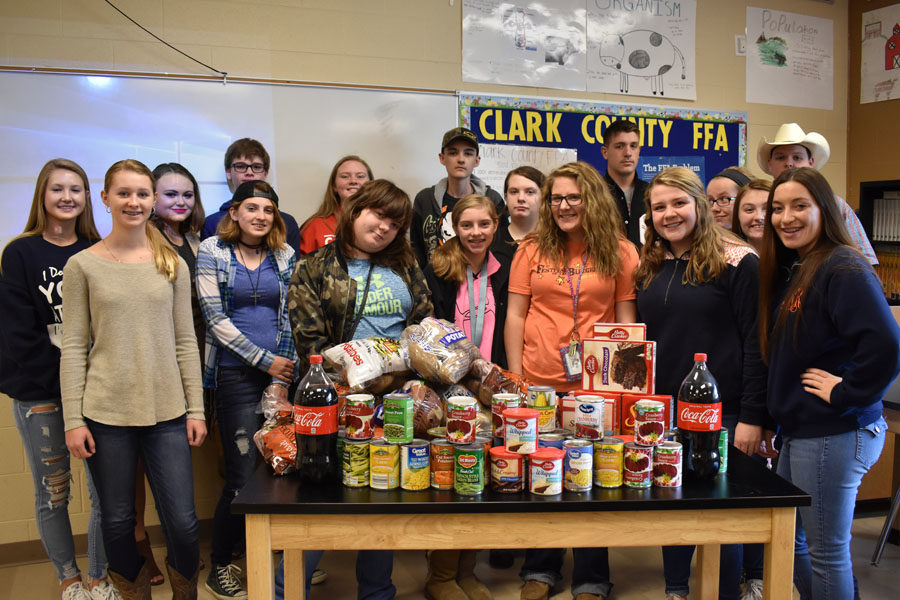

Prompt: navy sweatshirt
xmin=636 ymin=243 xmax=768 ymax=426
xmin=0 ymin=235 xmax=91 ymax=401
xmin=768 ymin=246 xmax=900 ymax=438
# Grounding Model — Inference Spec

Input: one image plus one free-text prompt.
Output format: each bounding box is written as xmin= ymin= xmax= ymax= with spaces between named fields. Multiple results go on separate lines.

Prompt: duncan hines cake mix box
xmin=582 ymin=339 xmax=656 ymax=395
xmin=591 ymin=323 xmax=647 ymax=341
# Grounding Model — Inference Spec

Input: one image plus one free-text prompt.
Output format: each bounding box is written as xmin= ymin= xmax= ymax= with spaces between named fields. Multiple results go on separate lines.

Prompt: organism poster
xmin=586 ymin=0 xmax=696 ymax=101
xmin=746 ymin=7 xmax=833 ymax=110
xmin=462 ymin=0 xmax=586 ymax=91
xmin=860 ymin=3 xmax=900 ymax=104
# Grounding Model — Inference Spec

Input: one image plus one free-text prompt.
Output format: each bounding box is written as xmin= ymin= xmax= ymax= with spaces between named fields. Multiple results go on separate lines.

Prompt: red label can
xmin=633 ymin=399 xmax=666 ymax=446
xmin=653 ymin=441 xmax=682 ymax=487
xmin=623 ymin=442 xmax=653 ymax=488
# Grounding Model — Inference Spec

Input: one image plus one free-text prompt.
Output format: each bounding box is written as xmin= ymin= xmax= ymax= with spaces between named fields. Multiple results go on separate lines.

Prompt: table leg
xmin=762 ymin=507 xmax=796 ymax=600
xmin=283 ymin=549 xmax=305 ymax=600
xmin=695 ymin=543 xmax=721 ymax=600
xmin=245 ymin=514 xmax=274 ymax=600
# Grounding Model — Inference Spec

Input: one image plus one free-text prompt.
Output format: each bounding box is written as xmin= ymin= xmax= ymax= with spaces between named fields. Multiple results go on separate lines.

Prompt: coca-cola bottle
xmin=676 ymin=353 xmax=722 ymax=480
xmin=293 ymin=355 xmax=339 ymax=484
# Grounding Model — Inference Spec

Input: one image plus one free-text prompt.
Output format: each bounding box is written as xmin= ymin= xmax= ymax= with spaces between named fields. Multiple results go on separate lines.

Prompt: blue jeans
xmin=274 ymin=550 xmax=396 ymax=600
xmin=776 ymin=418 xmax=886 ymax=600
xmin=13 ymin=399 xmax=107 ymax=581
xmin=86 ymin=416 xmax=200 ymax=581
xmin=520 ymin=548 xmax=612 ymax=597
xmin=211 ymin=366 xmax=267 ymax=566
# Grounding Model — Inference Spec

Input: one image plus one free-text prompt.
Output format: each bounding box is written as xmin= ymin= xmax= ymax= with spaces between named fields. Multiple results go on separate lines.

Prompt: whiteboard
xmin=0 ymin=72 xmax=458 ymax=247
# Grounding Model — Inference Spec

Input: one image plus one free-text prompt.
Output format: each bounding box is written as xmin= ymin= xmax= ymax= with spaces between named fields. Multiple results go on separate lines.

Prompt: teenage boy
xmin=202 ymin=138 xmax=302 ymax=254
xmin=411 ymin=127 xmax=504 ymax=268
xmin=601 ymin=119 xmax=647 ymax=248
xmin=758 ymin=123 xmax=877 ymax=265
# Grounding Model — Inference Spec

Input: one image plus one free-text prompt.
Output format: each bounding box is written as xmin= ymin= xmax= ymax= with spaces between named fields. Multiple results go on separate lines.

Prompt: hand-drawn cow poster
xmin=746 ymin=8 xmax=834 ymax=110
xmin=860 ymin=3 xmax=900 ymax=104
xmin=462 ymin=0 xmax=587 ymax=91
xmin=586 ymin=0 xmax=696 ymax=101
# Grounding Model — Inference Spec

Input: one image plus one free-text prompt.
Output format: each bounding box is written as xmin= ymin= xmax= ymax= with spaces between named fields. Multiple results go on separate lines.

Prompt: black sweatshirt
xmin=635 ymin=245 xmax=768 ymax=426
xmin=0 ymin=235 xmax=91 ymax=401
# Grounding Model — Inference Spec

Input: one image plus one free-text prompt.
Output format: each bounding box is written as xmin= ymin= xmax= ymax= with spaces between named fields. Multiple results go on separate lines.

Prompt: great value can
xmin=634 ymin=399 xmax=666 ymax=446
xmin=446 ymin=396 xmax=478 ymax=444
xmin=382 ymin=393 xmax=414 ymax=444
xmin=564 ymin=439 xmax=593 ymax=492
xmin=653 ymin=441 xmax=682 ymax=487
xmin=574 ymin=396 xmax=605 ymax=440
xmin=342 ymin=439 xmax=369 ymax=488
xmin=489 ymin=446 xmax=525 ymax=493
xmin=529 ymin=447 xmax=563 ymax=496
xmin=369 ymin=438 xmax=400 ymax=489
xmin=503 ymin=407 xmax=538 ymax=454
xmin=430 ymin=439 xmax=455 ymax=489
xmin=593 ymin=436 xmax=624 ymax=488
xmin=344 ymin=393 xmax=375 ymax=440
xmin=401 ymin=439 xmax=430 ymax=490
xmin=623 ymin=442 xmax=653 ymax=489
xmin=538 ymin=433 xmax=566 ymax=449
xmin=454 ymin=444 xmax=485 ymax=495
xmin=491 ymin=393 xmax=521 ymax=438
xmin=527 ymin=385 xmax=557 ymax=408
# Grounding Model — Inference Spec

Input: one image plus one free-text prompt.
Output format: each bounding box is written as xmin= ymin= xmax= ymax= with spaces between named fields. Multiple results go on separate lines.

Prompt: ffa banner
xmin=459 ymin=94 xmax=747 ymax=189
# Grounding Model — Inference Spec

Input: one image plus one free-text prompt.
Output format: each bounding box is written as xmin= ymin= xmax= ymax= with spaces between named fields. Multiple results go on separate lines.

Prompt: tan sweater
xmin=60 ymin=250 xmax=204 ymax=430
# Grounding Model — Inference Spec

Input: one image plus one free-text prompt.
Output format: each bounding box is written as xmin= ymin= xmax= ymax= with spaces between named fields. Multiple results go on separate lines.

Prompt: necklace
xmin=102 ymin=238 xmax=148 ymax=263
xmin=237 ymin=244 xmax=265 ymax=305
xmin=239 ymin=239 xmax=265 ymax=253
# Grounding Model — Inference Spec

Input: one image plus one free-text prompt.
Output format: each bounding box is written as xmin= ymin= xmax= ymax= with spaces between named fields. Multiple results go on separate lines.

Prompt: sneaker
xmin=311 ymin=568 xmax=328 ymax=585
xmin=741 ymin=578 xmax=763 ymax=600
xmin=62 ymin=582 xmax=92 ymax=600
xmin=205 ymin=563 xmax=248 ymax=600
xmin=520 ymin=580 xmax=551 ymax=600
xmin=89 ymin=580 xmax=122 ymax=600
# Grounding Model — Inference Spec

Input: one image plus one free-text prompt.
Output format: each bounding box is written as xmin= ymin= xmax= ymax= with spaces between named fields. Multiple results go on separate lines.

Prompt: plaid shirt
xmin=836 ymin=195 xmax=878 ymax=266
xmin=196 ymin=236 xmax=297 ymax=388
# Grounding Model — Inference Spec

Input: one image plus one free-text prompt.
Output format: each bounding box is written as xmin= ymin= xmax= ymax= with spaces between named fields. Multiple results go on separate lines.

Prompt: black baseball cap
xmin=441 ymin=127 xmax=479 ymax=153
xmin=230 ymin=180 xmax=279 ymax=207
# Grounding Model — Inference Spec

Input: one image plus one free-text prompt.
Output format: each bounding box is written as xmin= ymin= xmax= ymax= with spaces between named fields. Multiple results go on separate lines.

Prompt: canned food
xmin=344 ymin=394 xmax=375 ymax=440
xmin=575 ymin=396 xmax=605 ymax=440
xmin=718 ymin=428 xmax=728 ymax=474
xmin=446 ymin=396 xmax=478 ymax=444
xmin=538 ymin=433 xmax=566 ymax=449
xmin=369 ymin=438 xmax=400 ymax=489
xmin=634 ymin=399 xmax=666 ymax=446
xmin=454 ymin=444 xmax=484 ymax=495
xmin=382 ymin=393 xmax=414 ymax=444
xmin=593 ymin=436 xmax=624 ymax=488
xmin=491 ymin=393 xmax=521 ymax=438
xmin=653 ymin=441 xmax=682 ymax=487
xmin=475 ymin=434 xmax=493 ymax=488
xmin=564 ymin=439 xmax=593 ymax=492
xmin=342 ymin=439 xmax=369 ymax=487
xmin=534 ymin=405 xmax=557 ymax=433
xmin=623 ymin=442 xmax=653 ymax=488
xmin=503 ymin=407 xmax=538 ymax=454
xmin=426 ymin=426 xmax=447 ymax=440
xmin=430 ymin=439 xmax=455 ymax=489
xmin=490 ymin=446 xmax=525 ymax=493
xmin=529 ymin=447 xmax=563 ymax=496
xmin=337 ymin=426 xmax=346 ymax=459
xmin=527 ymin=386 xmax=557 ymax=408
xmin=401 ymin=440 xmax=430 ymax=490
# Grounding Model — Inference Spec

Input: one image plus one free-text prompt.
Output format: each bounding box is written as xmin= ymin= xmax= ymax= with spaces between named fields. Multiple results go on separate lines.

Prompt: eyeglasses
xmin=549 ymin=193 xmax=583 ymax=206
xmin=231 ymin=162 xmax=266 ymax=174
xmin=708 ymin=196 xmax=736 ymax=207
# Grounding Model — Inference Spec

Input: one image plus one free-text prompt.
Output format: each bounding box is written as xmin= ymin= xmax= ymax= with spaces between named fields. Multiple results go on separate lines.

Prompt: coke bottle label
xmin=293 ymin=404 xmax=338 ymax=435
xmin=676 ymin=401 xmax=722 ymax=431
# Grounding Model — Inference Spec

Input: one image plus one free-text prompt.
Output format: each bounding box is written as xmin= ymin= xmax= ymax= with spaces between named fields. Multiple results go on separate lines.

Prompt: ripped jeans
xmin=210 ymin=366 xmax=266 ymax=567
xmin=12 ymin=399 xmax=107 ymax=582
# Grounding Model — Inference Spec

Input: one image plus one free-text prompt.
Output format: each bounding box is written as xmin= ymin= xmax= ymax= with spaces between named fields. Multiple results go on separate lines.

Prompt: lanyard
xmin=347 ymin=261 xmax=374 ymax=341
xmin=564 ymin=251 xmax=589 ymax=354
xmin=466 ymin=261 xmax=489 ymax=347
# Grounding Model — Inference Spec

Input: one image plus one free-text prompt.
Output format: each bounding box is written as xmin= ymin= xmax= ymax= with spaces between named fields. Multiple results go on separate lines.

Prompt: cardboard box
xmin=620 ymin=394 xmax=675 ymax=437
xmin=582 ymin=339 xmax=656 ymax=395
xmin=591 ymin=323 xmax=647 ymax=341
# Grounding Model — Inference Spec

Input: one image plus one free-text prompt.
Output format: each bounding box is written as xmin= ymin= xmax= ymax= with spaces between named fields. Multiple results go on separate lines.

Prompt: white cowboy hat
xmin=756 ymin=123 xmax=831 ymax=176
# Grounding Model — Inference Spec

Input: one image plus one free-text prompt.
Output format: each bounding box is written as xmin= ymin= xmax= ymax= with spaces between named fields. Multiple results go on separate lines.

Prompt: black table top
xmin=232 ymin=447 xmax=810 ymax=516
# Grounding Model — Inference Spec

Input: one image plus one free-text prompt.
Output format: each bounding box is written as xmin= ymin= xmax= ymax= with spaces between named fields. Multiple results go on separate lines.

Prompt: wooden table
xmin=233 ymin=448 xmax=809 ymax=600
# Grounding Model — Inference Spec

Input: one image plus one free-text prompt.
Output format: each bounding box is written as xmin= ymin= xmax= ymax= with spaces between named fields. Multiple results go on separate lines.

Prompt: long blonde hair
xmin=301 ymin=155 xmax=374 ymax=232
xmin=525 ymin=161 xmax=624 ymax=277
xmin=104 ymin=160 xmax=179 ymax=282
xmin=634 ymin=167 xmax=750 ymax=289
xmin=432 ymin=195 xmax=499 ymax=282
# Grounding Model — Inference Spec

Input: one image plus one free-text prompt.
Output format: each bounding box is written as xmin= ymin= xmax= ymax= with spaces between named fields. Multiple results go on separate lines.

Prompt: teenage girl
xmin=706 ymin=167 xmax=753 ymax=230
xmin=731 ymin=179 xmax=771 ymax=253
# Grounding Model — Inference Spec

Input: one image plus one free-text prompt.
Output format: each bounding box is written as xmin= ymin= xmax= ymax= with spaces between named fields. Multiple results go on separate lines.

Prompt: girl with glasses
xmin=706 ymin=166 xmax=753 ymax=230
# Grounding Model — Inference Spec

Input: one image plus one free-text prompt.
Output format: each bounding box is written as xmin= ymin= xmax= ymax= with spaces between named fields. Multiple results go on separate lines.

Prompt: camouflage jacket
xmin=288 ymin=239 xmax=433 ymax=373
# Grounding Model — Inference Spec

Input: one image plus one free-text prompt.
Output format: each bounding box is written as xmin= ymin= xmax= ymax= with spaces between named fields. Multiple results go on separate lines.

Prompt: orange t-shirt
xmin=299 ymin=214 xmax=338 ymax=256
xmin=508 ymin=239 xmax=638 ymax=391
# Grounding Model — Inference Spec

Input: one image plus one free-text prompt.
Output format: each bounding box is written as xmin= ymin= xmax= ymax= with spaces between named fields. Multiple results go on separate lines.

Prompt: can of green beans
xmin=342 ymin=439 xmax=369 ymax=488
xmin=453 ymin=443 xmax=484 ymax=495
